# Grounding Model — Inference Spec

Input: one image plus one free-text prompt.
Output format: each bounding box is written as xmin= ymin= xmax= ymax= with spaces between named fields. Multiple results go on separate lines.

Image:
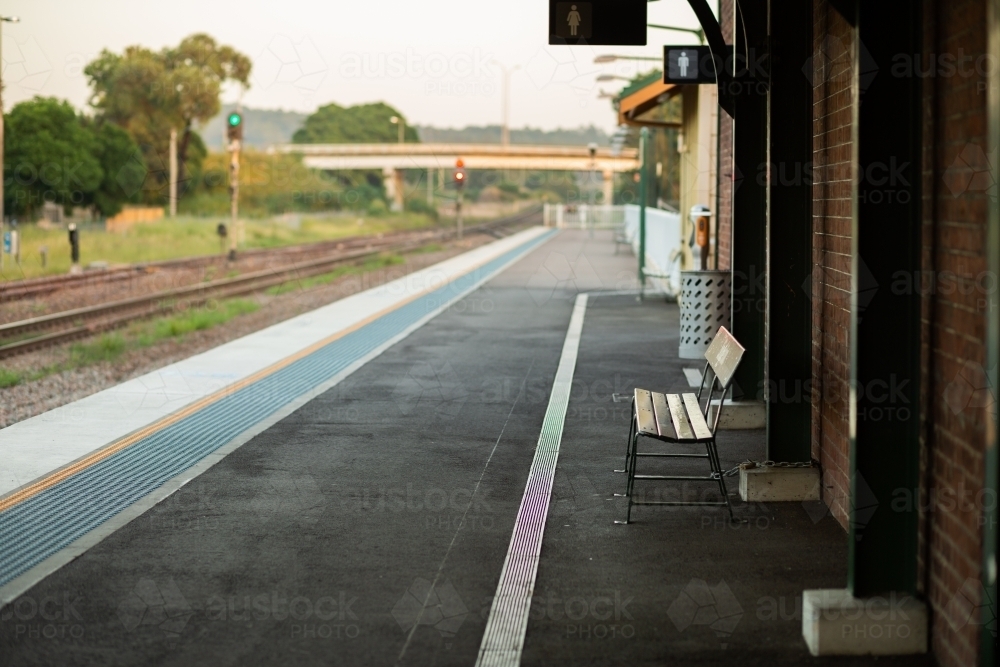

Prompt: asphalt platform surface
xmin=0 ymin=231 xmax=933 ymax=666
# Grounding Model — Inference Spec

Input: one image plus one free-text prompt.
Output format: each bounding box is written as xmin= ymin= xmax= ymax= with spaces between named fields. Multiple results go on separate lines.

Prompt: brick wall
xmin=810 ymin=0 xmax=855 ymax=528
xmin=920 ymin=0 xmax=989 ymax=664
xmin=806 ymin=1 xmax=989 ymax=664
xmin=716 ymin=0 xmax=734 ymax=270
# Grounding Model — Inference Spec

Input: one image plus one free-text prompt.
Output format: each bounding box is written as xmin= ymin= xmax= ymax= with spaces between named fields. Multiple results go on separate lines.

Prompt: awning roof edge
xmin=616 ymin=76 xmax=683 ymax=128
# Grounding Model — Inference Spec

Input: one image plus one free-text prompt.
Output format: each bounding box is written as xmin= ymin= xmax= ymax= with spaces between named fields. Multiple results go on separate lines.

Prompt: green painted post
xmin=638 ymin=127 xmax=649 ymax=300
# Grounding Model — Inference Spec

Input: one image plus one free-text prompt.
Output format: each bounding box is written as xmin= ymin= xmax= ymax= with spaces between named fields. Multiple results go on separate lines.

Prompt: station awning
xmin=615 ymin=71 xmax=682 ymax=128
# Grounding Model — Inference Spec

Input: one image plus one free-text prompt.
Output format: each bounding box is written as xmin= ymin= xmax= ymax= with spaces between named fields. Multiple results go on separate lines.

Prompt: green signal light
xmin=228 ymin=112 xmax=242 ymax=127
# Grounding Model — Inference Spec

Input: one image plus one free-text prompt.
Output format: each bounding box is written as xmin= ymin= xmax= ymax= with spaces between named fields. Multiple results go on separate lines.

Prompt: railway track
xmin=0 ymin=207 xmax=541 ymax=359
xmin=2 ymin=228 xmax=430 ymax=303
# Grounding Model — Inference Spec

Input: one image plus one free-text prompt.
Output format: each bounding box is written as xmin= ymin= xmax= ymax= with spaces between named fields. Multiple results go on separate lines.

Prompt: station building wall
xmin=916 ymin=1 xmax=991 ymax=664
xmin=806 ymin=1 xmax=991 ymax=665
xmin=809 ymin=0 xmax=856 ymax=546
xmin=716 ymin=0 xmax=735 ymax=271
xmin=712 ymin=2 xmax=990 ymax=661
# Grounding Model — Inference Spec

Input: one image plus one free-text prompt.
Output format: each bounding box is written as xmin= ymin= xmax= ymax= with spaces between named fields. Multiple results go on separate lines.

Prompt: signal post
xmin=227 ymin=111 xmax=243 ymax=261
xmin=453 ymin=159 xmax=466 ymax=240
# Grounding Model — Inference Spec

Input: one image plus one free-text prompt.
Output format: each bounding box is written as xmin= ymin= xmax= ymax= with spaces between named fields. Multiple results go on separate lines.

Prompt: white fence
xmin=543 ymin=203 xmax=684 ymax=296
xmin=623 ymin=204 xmax=683 ymax=296
xmin=542 ymin=204 xmax=626 ymax=229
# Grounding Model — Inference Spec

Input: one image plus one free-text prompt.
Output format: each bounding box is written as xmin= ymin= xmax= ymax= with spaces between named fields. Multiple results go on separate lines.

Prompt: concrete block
xmin=739 ymin=464 xmax=821 ymax=502
xmin=802 ymin=589 xmax=928 ymax=656
xmin=708 ymin=399 xmax=765 ymax=430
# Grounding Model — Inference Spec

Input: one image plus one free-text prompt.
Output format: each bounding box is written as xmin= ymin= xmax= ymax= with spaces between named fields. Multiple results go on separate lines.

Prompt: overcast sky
xmin=1 ymin=0 xmax=713 ymax=132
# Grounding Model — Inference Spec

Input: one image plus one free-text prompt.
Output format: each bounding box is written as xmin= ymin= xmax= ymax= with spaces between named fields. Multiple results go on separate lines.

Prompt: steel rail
xmin=0 ymin=229 xmax=428 ymax=302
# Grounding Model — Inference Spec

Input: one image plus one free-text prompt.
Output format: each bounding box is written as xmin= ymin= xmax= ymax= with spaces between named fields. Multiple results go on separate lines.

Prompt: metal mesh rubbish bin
xmin=679 ymin=270 xmax=732 ymax=359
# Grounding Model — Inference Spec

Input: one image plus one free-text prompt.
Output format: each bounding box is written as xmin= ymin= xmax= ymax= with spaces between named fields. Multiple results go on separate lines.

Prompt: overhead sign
xmin=662 ymin=45 xmax=717 ymax=84
xmin=549 ymin=1 xmax=646 ymax=46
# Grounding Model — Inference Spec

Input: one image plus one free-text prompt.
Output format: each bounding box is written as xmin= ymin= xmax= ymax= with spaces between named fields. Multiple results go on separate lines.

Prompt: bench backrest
xmin=696 ymin=326 xmax=746 ymax=433
xmin=704 ymin=326 xmax=745 ymax=390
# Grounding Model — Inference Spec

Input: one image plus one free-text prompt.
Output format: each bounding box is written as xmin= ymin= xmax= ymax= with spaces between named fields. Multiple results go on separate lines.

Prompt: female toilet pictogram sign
xmin=555 ymin=2 xmax=591 ymax=39
xmin=549 ymin=0 xmax=646 ymax=46
xmin=567 ymin=5 xmax=581 ymax=35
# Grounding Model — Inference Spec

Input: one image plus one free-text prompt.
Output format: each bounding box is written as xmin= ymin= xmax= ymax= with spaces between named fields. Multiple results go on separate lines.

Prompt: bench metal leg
xmin=614 ymin=399 xmax=636 ymax=474
xmin=618 ymin=434 xmax=735 ymax=524
xmin=616 ymin=439 xmax=640 ymax=524
xmin=706 ymin=438 xmax=734 ymax=522
xmin=615 ymin=428 xmax=639 ymax=498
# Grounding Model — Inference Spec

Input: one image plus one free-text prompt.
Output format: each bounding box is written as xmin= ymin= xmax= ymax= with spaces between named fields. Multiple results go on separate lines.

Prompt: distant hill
xmin=199 ymin=107 xmax=611 ymax=149
xmin=200 ymin=107 xmax=308 ymax=150
xmin=416 ymin=124 xmax=610 ymax=146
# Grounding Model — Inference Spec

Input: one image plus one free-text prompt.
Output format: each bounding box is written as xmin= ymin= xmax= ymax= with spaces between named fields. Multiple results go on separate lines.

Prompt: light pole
xmin=0 ymin=15 xmax=21 ymax=273
xmin=491 ymin=61 xmax=521 ymax=149
xmin=593 ymin=54 xmax=661 ymax=64
xmin=389 ymin=115 xmax=404 ymax=144
xmin=596 ymin=74 xmax=633 ymax=83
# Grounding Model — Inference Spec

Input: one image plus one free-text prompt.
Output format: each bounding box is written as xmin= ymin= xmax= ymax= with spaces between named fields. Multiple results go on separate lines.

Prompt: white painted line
xmin=0 ymin=230 xmax=556 ymax=610
xmin=475 ymin=293 xmax=588 ymax=667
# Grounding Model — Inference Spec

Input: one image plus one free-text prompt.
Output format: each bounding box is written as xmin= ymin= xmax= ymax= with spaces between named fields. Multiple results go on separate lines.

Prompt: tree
xmin=84 ymin=34 xmax=251 ymax=202
xmin=81 ymin=120 xmax=146 ymax=217
xmin=3 ymin=98 xmax=103 ymax=219
xmin=292 ymin=102 xmax=420 ymax=144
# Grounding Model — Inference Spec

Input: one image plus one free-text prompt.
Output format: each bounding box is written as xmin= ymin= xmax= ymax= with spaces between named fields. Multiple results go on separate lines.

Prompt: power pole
xmin=169 ymin=128 xmax=178 ymax=217
xmin=226 ymin=111 xmax=243 ymax=261
xmin=0 ymin=15 xmax=21 ymax=273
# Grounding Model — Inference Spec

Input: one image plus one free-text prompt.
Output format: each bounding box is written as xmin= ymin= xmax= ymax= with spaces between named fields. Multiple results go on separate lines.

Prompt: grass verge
xmin=2 ymin=245 xmax=423 ymax=390
xmin=266 ymin=252 xmax=405 ymax=296
xmin=1 ymin=298 xmax=261 ymax=389
xmin=0 ymin=368 xmax=22 ymax=388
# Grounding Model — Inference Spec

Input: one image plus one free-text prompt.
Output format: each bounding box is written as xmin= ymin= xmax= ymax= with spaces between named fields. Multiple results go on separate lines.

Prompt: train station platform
xmin=0 ymin=230 xmax=931 ymax=666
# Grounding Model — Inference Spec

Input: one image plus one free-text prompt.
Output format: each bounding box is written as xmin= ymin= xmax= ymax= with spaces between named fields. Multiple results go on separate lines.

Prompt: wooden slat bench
xmin=615 ymin=326 xmax=746 ymax=524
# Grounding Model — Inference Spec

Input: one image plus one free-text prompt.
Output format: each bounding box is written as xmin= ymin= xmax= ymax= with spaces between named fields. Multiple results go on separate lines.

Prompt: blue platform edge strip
xmin=0 ymin=230 xmax=554 ymax=587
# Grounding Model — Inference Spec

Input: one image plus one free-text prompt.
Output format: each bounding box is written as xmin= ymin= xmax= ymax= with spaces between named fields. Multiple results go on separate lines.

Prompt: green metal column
xmin=730 ymin=0 xmax=768 ymax=400
xmin=849 ymin=0 xmax=922 ymax=597
xmin=765 ymin=0 xmax=814 ymax=462
xmin=638 ymin=127 xmax=649 ymax=298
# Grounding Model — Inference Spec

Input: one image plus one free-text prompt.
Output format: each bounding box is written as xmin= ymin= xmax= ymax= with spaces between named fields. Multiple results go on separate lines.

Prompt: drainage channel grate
xmin=475 ymin=293 xmax=588 ymax=667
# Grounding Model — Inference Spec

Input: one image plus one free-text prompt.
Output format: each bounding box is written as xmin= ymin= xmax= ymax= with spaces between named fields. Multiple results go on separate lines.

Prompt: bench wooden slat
xmin=665 ymin=393 xmax=696 ymax=440
xmin=634 ymin=389 xmax=658 ymax=435
xmin=682 ymin=393 xmax=713 ymax=440
xmin=704 ymin=326 xmax=746 ymax=390
xmin=650 ymin=392 xmax=677 ymax=439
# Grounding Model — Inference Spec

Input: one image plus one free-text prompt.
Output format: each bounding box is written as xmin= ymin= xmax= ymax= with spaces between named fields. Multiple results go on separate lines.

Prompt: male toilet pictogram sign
xmin=663 ymin=45 xmax=717 ymax=84
xmin=549 ymin=0 xmax=646 ymax=46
